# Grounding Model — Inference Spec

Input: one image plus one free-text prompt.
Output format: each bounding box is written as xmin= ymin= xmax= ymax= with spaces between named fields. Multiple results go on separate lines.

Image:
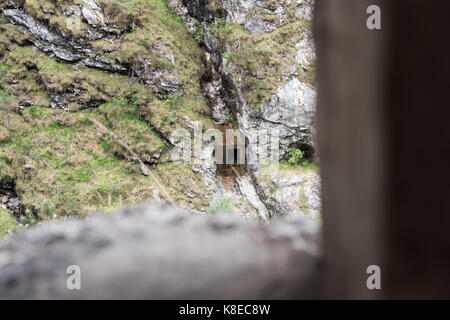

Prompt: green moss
xmin=24 ymin=0 xmax=55 ymax=20
xmin=293 ymin=184 xmax=308 ymax=212
xmin=287 ymin=148 xmax=304 ymax=166
xmin=0 ymin=110 xmax=150 ymax=217
xmin=211 ymin=18 xmax=315 ymax=106
xmin=257 ymin=162 xmax=318 ymax=191
xmin=154 ymin=161 xmax=210 ymax=209
xmin=279 ymin=161 xmax=318 ymax=173
xmin=92 ymin=40 xmax=118 ymax=53
xmin=1 ymin=0 xmax=212 ymax=125
xmin=99 ymin=99 xmax=166 ymax=157
xmin=0 ymin=16 xmax=30 ymax=53
xmin=207 ymin=195 xmax=235 ymax=214
xmin=49 ymin=15 xmax=90 ymax=37
xmin=0 ymin=208 xmax=19 ymax=240
xmin=139 ymin=96 xmax=213 ymax=139
xmin=256 ymin=162 xmax=319 ymax=219
xmin=0 ymin=103 xmax=210 ymax=217
xmin=0 ymin=63 xmax=12 ymax=73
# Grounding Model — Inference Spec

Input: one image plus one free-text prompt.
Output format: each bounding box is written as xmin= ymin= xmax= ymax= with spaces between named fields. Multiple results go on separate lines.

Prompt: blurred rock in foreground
xmin=0 ymin=204 xmax=321 ymax=299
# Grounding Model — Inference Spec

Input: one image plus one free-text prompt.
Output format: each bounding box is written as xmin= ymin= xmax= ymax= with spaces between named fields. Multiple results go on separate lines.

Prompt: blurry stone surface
xmin=0 ymin=204 xmax=321 ymax=299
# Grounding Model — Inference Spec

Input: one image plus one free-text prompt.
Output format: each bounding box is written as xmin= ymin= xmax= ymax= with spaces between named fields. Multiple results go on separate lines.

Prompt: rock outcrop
xmin=2 ymin=1 xmax=183 ymax=110
xmin=0 ymin=0 xmax=215 ymax=217
xmin=0 ymin=183 xmax=24 ymax=219
xmin=257 ymin=163 xmax=321 ymax=218
xmin=0 ymin=204 xmax=321 ymax=299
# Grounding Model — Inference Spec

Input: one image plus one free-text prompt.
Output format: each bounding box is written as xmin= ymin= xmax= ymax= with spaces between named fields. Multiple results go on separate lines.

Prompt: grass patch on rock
xmin=211 ymin=18 xmax=315 ymax=106
xmin=0 ymin=208 xmax=19 ymax=240
xmin=0 ymin=0 xmax=217 ymax=220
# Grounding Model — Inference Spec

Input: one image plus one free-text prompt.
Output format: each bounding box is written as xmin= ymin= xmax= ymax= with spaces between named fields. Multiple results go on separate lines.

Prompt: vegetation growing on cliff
xmin=0 ymin=0 xmax=214 ymax=221
xmin=211 ymin=17 xmax=315 ymax=107
xmin=0 ymin=208 xmax=19 ymax=240
xmin=0 ymin=0 xmax=320 ymax=229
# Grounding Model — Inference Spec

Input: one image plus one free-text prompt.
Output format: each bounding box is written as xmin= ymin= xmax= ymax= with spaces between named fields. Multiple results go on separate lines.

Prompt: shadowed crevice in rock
xmin=0 ymin=182 xmax=25 ymax=221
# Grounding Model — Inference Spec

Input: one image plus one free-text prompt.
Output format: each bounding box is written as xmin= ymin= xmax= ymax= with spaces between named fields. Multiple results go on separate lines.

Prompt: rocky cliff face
xmin=200 ymin=0 xmax=317 ymax=158
xmin=0 ymin=0 xmax=320 ymax=235
xmin=0 ymin=0 xmax=217 ymax=223
xmin=177 ymin=0 xmax=321 ymax=218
